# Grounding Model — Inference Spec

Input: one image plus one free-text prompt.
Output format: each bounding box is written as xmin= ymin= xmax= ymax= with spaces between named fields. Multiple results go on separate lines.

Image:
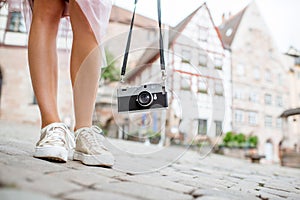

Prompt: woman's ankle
xmin=41 ymin=119 xmax=61 ymax=129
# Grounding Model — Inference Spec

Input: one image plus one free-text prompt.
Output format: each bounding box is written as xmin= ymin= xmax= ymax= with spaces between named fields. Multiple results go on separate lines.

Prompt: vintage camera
xmin=117 ymin=83 xmax=168 ymax=112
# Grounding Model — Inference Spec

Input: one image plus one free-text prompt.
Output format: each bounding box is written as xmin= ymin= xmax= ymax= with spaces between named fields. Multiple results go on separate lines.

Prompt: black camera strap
xmin=120 ymin=0 xmax=166 ymax=82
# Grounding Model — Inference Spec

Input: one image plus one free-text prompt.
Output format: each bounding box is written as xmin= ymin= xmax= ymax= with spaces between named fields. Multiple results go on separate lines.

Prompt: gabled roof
xmin=110 ymin=5 xmax=157 ymax=28
xmin=218 ymin=6 xmax=247 ymax=49
xmin=126 ymin=4 xmax=205 ymax=81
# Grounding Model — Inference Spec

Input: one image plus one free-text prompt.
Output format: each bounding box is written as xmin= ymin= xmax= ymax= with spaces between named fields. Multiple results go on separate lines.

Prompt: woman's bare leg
xmin=28 ymin=0 xmax=65 ymax=128
xmin=69 ymin=0 xmax=102 ymax=131
xmin=69 ymin=1 xmax=114 ymax=167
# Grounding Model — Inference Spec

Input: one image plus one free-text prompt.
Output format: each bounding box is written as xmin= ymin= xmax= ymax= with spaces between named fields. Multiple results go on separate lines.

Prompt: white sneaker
xmin=73 ymin=126 xmax=114 ymax=167
xmin=34 ymin=122 xmax=75 ymax=162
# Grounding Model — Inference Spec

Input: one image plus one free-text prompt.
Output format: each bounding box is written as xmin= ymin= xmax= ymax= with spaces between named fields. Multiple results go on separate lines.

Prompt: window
xmin=234 ymin=89 xmax=243 ymax=100
xmin=215 ymin=121 xmax=222 ymax=136
xmin=33 ymin=95 xmax=37 ymax=105
xmin=265 ymin=70 xmax=272 ymax=82
xmin=235 ymin=110 xmax=244 ymax=123
xmin=265 ymin=115 xmax=272 ymax=127
xmin=198 ymin=119 xmax=207 ymax=135
xmin=264 ymin=94 xmax=272 ymax=105
xmin=199 ymin=53 xmax=207 ymax=67
xmin=199 ymin=29 xmax=208 ymax=41
xmin=253 ymin=68 xmax=260 ymax=80
xmin=276 ymin=118 xmax=282 ymax=129
xmin=297 ymin=71 xmax=300 ymax=79
xmin=214 ymin=57 xmax=223 ymax=70
xmin=7 ymin=11 xmax=26 ymax=33
xmin=248 ymin=112 xmax=258 ymax=125
xmin=198 ymin=78 xmax=208 ymax=93
xmin=276 ymin=96 xmax=283 ymax=107
xmin=236 ymin=64 xmax=245 ymax=76
xmin=269 ymin=48 xmax=273 ymax=58
xmin=296 ymin=57 xmax=300 ymax=65
xmin=182 ymin=49 xmax=192 ymax=63
xmin=57 ymin=18 xmax=71 ymax=37
xmin=214 ymin=82 xmax=223 ymax=96
xmin=249 ymin=92 xmax=259 ymax=103
xmin=180 ymin=74 xmax=191 ymax=90
xmin=225 ymin=28 xmax=233 ymax=37
xmin=147 ymin=29 xmax=156 ymax=41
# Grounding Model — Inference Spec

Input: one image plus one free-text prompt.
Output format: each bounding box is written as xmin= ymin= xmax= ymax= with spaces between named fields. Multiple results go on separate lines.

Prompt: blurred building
xmin=218 ymin=1 xmax=290 ymax=162
xmin=0 ymin=3 xmax=158 ymax=126
xmin=94 ymin=5 xmax=161 ymax=138
xmin=280 ymin=47 xmax=300 ymax=152
xmin=125 ymin=3 xmax=232 ymax=144
xmin=0 ymin=2 xmax=298 ymax=163
xmin=104 ymin=5 xmax=159 ymax=65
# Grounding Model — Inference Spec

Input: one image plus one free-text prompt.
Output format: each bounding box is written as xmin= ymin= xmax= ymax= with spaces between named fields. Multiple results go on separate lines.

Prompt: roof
xmin=285 ymin=46 xmax=300 ymax=57
xmin=285 ymin=47 xmax=300 ymax=65
xmin=280 ymin=108 xmax=300 ymax=118
xmin=218 ymin=7 xmax=247 ymax=49
xmin=126 ymin=4 xmax=205 ymax=81
xmin=110 ymin=5 xmax=157 ymax=28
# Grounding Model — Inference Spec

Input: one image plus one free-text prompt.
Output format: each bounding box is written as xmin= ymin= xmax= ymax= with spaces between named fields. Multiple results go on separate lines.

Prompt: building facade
xmin=280 ymin=47 xmax=300 ymax=152
xmin=0 ymin=3 xmax=75 ymax=125
xmin=218 ymin=2 xmax=291 ymax=162
xmin=126 ymin=3 xmax=232 ymax=144
xmin=0 ymin=3 xmax=158 ymax=127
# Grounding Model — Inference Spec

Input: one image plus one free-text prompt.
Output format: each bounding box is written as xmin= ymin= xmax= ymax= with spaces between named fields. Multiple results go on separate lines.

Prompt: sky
xmin=113 ymin=0 xmax=300 ymax=53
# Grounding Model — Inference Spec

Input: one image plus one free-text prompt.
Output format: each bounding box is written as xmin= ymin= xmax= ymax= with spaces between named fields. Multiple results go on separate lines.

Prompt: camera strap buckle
xmin=161 ymin=70 xmax=166 ymax=80
xmin=161 ymin=70 xmax=167 ymax=82
xmin=120 ymin=75 xmax=125 ymax=83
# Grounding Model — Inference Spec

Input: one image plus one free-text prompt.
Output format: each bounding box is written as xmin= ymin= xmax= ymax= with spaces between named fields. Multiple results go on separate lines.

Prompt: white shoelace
xmin=75 ymin=126 xmax=107 ymax=151
xmin=39 ymin=123 xmax=75 ymax=150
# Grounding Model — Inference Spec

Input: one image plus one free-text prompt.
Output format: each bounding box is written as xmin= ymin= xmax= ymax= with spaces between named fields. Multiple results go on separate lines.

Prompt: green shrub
xmin=223 ymin=131 xmax=233 ymax=145
xmin=248 ymin=135 xmax=258 ymax=147
xmin=222 ymin=132 xmax=258 ymax=148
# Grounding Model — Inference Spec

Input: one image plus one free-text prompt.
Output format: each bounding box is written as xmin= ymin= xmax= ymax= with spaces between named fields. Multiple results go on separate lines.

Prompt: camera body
xmin=117 ymin=83 xmax=168 ymax=112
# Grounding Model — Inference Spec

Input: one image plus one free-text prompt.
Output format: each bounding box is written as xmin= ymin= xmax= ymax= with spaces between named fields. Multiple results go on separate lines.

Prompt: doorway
xmin=264 ymin=138 xmax=274 ymax=161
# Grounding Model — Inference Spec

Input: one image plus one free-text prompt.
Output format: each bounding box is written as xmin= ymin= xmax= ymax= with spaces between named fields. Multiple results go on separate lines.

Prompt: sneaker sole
xmin=73 ymin=151 xmax=114 ymax=167
xmin=34 ymin=146 xmax=68 ymax=162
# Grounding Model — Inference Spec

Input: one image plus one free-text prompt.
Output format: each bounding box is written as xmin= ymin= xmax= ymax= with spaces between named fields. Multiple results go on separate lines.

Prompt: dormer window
xmin=225 ymin=28 xmax=232 ymax=37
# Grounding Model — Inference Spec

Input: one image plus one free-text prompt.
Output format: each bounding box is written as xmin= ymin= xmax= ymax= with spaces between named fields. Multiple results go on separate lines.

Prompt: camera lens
xmin=137 ymin=91 xmax=153 ymax=107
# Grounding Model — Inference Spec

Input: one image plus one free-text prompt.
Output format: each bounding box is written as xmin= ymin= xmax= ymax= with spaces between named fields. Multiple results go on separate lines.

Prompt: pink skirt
xmin=7 ymin=0 xmax=112 ymax=44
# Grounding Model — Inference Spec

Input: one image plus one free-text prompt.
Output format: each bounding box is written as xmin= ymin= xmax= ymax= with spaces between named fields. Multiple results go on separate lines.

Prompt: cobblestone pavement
xmin=0 ymin=120 xmax=300 ymax=200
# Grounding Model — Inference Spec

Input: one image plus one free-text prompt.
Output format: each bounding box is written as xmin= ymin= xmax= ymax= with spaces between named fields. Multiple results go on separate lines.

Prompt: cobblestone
xmin=0 ymin=189 xmax=59 ymax=200
xmin=94 ymin=181 xmax=193 ymax=200
xmin=0 ymin=120 xmax=300 ymax=200
xmin=48 ymin=170 xmax=116 ymax=187
xmin=192 ymin=188 xmax=251 ymax=200
xmin=62 ymin=190 xmax=139 ymax=200
xmin=114 ymin=174 xmax=194 ymax=193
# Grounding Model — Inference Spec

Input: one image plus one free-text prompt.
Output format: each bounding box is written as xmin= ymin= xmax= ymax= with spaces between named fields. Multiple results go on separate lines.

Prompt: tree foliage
xmin=102 ymin=50 xmax=119 ymax=83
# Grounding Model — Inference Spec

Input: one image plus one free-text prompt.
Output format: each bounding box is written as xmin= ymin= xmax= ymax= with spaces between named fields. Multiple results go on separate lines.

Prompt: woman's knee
xmin=32 ymin=0 xmax=65 ymax=25
xmin=69 ymin=1 xmax=96 ymax=40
